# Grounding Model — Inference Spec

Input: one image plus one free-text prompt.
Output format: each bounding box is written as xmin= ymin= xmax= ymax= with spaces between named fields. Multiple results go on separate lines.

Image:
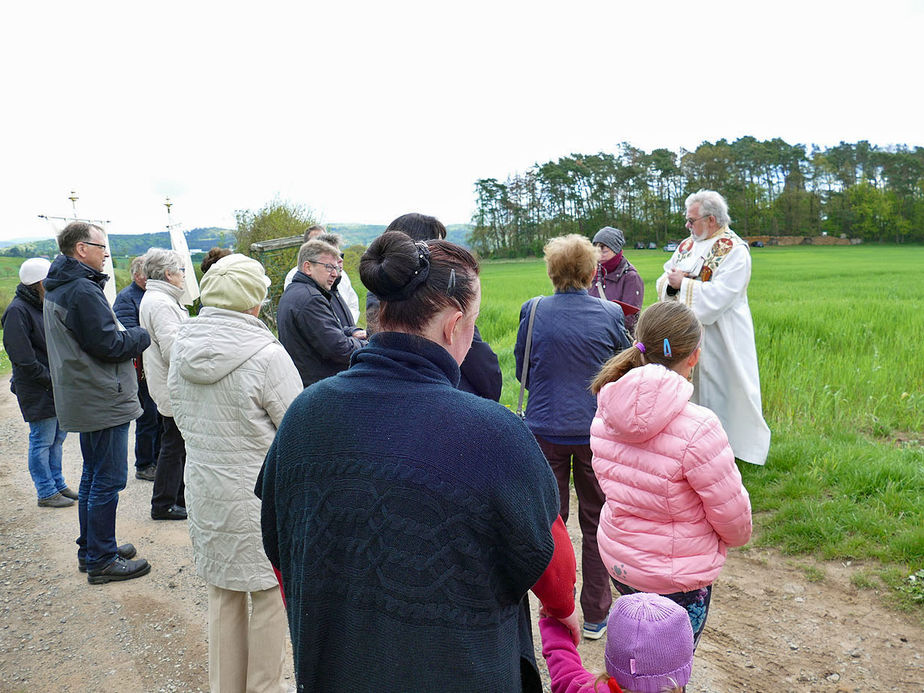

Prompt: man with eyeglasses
xmin=43 ymin=222 xmax=154 ymax=583
xmin=277 ymin=238 xmax=368 ymax=387
xmin=283 ymin=225 xmax=360 ymax=323
xmin=655 ymin=190 xmax=771 ymax=466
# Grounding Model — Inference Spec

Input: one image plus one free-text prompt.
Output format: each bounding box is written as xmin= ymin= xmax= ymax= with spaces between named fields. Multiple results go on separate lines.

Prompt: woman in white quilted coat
xmin=168 ymin=254 xmax=302 ymax=693
xmin=139 ymin=248 xmax=190 ymax=521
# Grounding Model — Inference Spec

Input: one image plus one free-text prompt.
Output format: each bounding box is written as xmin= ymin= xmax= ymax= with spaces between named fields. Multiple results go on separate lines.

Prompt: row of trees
xmin=468 ymin=138 xmax=924 ymax=256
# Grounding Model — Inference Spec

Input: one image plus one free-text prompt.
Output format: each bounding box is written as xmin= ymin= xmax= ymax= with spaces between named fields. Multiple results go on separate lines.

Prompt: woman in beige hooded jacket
xmin=168 ymin=254 xmax=301 ymax=693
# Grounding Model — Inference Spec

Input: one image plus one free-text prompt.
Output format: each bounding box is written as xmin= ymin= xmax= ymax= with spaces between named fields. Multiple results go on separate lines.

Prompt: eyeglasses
xmin=80 ymin=240 xmax=107 ymax=249
xmin=310 ymin=261 xmax=341 ymax=275
xmin=685 ymin=214 xmax=712 ymax=226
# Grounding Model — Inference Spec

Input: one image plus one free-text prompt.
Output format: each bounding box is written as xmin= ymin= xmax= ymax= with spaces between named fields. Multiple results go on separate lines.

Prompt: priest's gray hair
xmin=142 ymin=247 xmax=185 ymax=281
xmin=685 ymin=190 xmax=731 ymax=227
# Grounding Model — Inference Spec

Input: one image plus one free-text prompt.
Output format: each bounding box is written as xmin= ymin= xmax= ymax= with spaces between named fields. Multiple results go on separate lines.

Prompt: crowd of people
xmin=3 ymin=189 xmax=768 ymax=691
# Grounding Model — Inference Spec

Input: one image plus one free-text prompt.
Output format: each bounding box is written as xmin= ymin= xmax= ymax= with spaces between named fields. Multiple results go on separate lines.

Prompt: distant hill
xmin=0 ymin=228 xmax=234 ymax=258
xmin=329 ymin=224 xmax=472 ymax=247
xmin=0 ymin=224 xmax=473 ymax=258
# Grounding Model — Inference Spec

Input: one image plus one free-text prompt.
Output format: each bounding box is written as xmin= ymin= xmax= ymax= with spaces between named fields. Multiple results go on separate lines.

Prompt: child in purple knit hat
xmin=540 ymin=592 xmax=694 ymax=693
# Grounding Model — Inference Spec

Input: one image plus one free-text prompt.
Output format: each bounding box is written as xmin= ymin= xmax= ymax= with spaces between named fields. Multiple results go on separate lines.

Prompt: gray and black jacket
xmin=43 ymin=255 xmax=150 ymax=432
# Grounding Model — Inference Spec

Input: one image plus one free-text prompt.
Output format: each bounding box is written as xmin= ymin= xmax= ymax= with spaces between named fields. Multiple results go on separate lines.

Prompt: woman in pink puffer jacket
xmin=590 ymin=301 xmax=752 ymax=647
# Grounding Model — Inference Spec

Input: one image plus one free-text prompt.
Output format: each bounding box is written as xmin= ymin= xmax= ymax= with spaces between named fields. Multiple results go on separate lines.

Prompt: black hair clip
xmin=381 ymin=241 xmax=431 ymax=301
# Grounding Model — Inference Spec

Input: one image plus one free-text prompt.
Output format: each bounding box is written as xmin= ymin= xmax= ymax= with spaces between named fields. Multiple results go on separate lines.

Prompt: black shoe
xmin=78 ymin=543 xmax=137 ymax=573
xmin=37 ymin=492 xmax=75 ymax=508
xmin=59 ymin=486 xmax=79 ymax=500
xmin=151 ymin=504 xmax=187 ymax=521
xmin=87 ymin=555 xmax=151 ymax=585
xmin=135 ymin=465 xmax=157 ymax=481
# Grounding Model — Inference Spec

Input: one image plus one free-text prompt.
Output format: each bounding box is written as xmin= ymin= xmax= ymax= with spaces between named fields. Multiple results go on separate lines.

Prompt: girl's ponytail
xmin=590 ymin=301 xmax=702 ymax=394
xmin=591 ymin=345 xmax=644 ymax=394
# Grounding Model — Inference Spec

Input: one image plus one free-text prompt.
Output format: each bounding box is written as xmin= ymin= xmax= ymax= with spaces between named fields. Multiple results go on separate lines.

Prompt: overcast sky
xmin=2 ymin=0 xmax=921 ymax=242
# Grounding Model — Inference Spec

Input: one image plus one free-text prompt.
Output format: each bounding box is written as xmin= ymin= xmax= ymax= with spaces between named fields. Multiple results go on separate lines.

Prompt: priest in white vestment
xmin=656 ymin=190 xmax=770 ymax=465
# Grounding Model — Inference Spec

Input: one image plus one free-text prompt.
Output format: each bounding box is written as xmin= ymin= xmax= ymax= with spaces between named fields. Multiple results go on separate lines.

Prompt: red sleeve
xmin=273 ymin=566 xmax=286 ymax=607
xmin=531 ymin=515 xmax=576 ymax=618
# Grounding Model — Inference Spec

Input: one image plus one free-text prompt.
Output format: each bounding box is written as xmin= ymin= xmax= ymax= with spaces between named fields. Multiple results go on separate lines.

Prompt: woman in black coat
xmin=1 ymin=258 xmax=75 ymax=507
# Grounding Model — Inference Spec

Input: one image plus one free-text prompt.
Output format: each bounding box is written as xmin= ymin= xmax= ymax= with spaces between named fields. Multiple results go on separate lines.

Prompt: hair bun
xmin=360 ymin=231 xmax=430 ymax=300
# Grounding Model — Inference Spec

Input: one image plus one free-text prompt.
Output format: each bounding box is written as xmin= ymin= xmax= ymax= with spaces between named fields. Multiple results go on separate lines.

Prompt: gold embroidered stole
xmin=673 ymin=227 xmax=744 ymax=282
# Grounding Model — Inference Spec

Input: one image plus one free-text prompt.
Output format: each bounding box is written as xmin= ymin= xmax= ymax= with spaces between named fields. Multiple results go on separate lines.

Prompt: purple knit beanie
xmin=604 ymin=593 xmax=694 ymax=693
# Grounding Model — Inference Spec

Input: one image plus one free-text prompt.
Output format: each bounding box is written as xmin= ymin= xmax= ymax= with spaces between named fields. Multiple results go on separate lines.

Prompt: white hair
xmin=130 ymin=254 xmax=147 ymax=277
xmin=685 ymin=189 xmax=731 ymax=227
xmin=142 ymin=247 xmax=185 ymax=281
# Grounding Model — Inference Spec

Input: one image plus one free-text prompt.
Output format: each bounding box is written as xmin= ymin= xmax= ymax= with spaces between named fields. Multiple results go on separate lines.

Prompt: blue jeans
xmin=28 ymin=417 xmax=68 ymax=500
xmin=76 ymin=423 xmax=130 ymax=572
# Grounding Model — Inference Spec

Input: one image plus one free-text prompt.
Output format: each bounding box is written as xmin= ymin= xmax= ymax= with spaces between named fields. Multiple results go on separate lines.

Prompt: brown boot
xmin=37 ymin=492 xmax=75 ymax=508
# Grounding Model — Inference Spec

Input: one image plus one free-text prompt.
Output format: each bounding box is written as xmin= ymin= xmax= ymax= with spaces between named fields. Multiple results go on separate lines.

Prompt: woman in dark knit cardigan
xmin=258 ymin=231 xmax=578 ymax=692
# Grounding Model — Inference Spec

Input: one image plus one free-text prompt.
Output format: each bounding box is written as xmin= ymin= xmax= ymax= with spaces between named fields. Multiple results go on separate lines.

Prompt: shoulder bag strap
xmin=517 ymin=297 xmax=541 ymax=417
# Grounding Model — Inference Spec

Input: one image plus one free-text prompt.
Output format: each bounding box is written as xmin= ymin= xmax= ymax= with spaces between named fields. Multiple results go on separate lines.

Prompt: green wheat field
xmin=477 ymin=246 xmax=924 ymax=606
xmin=2 ymin=246 xmax=923 ymax=606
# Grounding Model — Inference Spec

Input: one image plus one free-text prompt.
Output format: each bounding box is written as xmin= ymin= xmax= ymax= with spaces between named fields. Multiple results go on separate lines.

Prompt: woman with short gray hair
xmin=142 ymin=247 xmax=185 ymax=283
xmin=139 ymin=247 xmax=189 ymax=521
xmin=514 ymin=234 xmax=631 ymax=641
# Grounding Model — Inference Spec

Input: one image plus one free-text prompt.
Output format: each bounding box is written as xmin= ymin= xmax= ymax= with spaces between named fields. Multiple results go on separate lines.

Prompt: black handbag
xmin=516 ymin=297 xmax=541 ymax=419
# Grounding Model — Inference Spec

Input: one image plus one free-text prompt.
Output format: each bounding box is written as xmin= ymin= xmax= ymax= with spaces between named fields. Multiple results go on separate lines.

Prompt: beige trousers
xmin=207 ymin=583 xmax=288 ymax=693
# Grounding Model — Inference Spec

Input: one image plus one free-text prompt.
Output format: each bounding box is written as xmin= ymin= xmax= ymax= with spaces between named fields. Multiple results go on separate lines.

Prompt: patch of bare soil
xmin=0 ymin=377 xmax=295 ymax=692
xmin=0 ymin=376 xmax=921 ymax=692
xmin=538 ymin=498 xmax=923 ymax=693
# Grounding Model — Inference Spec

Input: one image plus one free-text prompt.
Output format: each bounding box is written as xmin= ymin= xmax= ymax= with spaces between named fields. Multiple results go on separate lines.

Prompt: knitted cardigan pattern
xmin=258 ymin=331 xmax=560 ymax=692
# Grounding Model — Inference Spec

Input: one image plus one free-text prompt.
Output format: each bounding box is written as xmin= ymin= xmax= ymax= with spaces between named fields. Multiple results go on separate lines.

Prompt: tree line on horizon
xmin=467 ymin=138 xmax=924 ymax=257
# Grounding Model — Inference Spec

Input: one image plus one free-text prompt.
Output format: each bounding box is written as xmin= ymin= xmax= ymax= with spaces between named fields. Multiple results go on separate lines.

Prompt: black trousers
xmin=151 ymin=416 xmax=186 ymax=512
xmin=134 ymin=376 xmax=162 ymax=469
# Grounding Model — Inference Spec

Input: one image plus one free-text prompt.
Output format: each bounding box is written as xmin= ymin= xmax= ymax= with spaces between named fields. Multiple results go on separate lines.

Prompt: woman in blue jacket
xmin=1 ymin=258 xmax=74 ymax=507
xmin=514 ymin=234 xmax=630 ymax=640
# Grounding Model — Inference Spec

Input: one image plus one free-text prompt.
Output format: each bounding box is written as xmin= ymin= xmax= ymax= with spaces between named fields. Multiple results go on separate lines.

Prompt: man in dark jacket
xmin=43 ymin=222 xmax=152 ymax=584
xmin=2 ymin=258 xmax=76 ymax=507
xmin=113 ymin=254 xmax=160 ymax=481
xmin=277 ymin=239 xmax=368 ymax=387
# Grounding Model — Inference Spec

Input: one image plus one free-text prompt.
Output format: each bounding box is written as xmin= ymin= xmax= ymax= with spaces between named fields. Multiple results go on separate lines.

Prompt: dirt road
xmin=0 ymin=377 xmax=921 ymax=692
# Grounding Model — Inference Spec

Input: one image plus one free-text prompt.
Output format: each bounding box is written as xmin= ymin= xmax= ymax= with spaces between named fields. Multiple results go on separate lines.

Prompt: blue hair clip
xmin=663 ymin=338 xmax=672 ymax=357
